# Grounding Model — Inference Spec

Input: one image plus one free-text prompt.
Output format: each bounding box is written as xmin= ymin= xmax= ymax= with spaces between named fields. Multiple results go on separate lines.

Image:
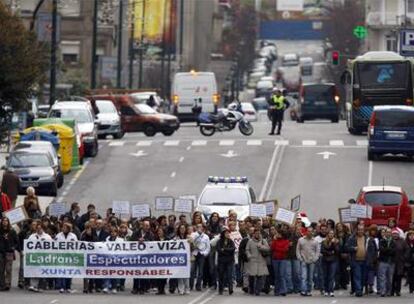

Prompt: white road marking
xmin=186 ymin=289 xmax=213 ymax=304
xmin=220 ymin=150 xmax=238 ymax=158
xmin=56 ymin=160 xmax=90 ymax=203
xmin=357 ymin=139 xmax=368 ymax=146
xmin=219 ymin=140 xmax=235 ymax=146
xmin=317 ymin=151 xmax=336 ymax=160
xmin=170 ymin=172 xmax=176 ymax=178
xmin=136 ymin=140 xmax=152 ymax=147
xmin=368 ymin=161 xmax=373 ymax=186
xmin=329 ymin=140 xmax=344 ymax=146
xmin=179 ymin=156 xmax=185 ymax=162
xmin=267 ymin=145 xmax=287 ymax=200
xmin=259 ymin=145 xmax=281 ymax=201
xmin=192 ymin=140 xmax=207 ymax=146
xmin=164 ymin=140 xmax=180 ymax=146
xmin=50 ymin=300 xmax=59 ymax=304
xmin=198 ymin=293 xmax=216 ymax=304
xmin=186 ymin=146 xmax=191 ymax=151
xmin=162 ymin=186 xmax=168 ymax=193
xmin=275 ymin=140 xmax=289 ymax=146
xmin=247 ymin=140 xmax=262 ymax=146
xmin=108 ymin=141 xmax=125 ymax=146
xmin=302 ymin=140 xmax=317 ymax=146
xmin=129 ymin=150 xmax=147 ymax=157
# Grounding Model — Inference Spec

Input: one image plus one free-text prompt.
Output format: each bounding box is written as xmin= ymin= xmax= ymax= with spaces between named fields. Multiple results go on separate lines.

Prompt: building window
xmin=408 ymin=0 xmax=414 ymax=13
xmin=386 ymin=36 xmax=397 ymax=52
xmin=61 ymin=41 xmax=80 ymax=64
xmin=60 ymin=0 xmax=81 ymax=17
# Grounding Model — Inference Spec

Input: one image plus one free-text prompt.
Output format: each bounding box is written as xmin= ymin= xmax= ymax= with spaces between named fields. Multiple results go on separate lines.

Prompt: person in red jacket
xmin=271 ymin=230 xmax=291 ymax=296
xmin=0 ymin=192 xmax=12 ymax=216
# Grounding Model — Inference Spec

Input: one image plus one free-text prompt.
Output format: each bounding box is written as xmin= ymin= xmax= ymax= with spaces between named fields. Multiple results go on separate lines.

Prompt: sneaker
xmin=324 ymin=292 xmax=328 ymax=297
xmin=59 ymin=288 xmax=65 ymax=293
xmin=112 ymin=289 xmax=117 ymax=294
xmin=179 ymin=291 xmax=184 ymax=295
xmin=103 ymin=288 xmax=109 ymax=294
xmin=185 ymin=290 xmax=190 ymax=295
xmin=330 ymin=292 xmax=334 ymax=297
xmin=28 ymin=286 xmax=36 ymax=292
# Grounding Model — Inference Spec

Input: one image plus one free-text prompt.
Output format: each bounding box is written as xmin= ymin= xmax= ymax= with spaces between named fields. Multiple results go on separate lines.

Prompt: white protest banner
xmin=49 ymin=202 xmax=66 ymax=217
xmin=350 ymin=204 xmax=367 ymax=219
xmin=155 ymin=197 xmax=174 ymax=211
xmin=275 ymin=207 xmax=296 ymax=225
xmin=174 ymin=199 xmax=193 ymax=214
xmin=338 ymin=207 xmax=357 ymax=223
xmin=3 ymin=206 xmax=27 ymax=225
xmin=367 ymin=205 xmax=373 ymax=220
xmin=290 ymin=195 xmax=301 ymax=212
xmin=132 ymin=204 xmax=150 ymax=219
xmin=179 ymin=195 xmax=197 ymax=208
xmin=112 ymin=201 xmax=130 ymax=215
xmin=250 ymin=204 xmax=267 ymax=218
xmin=24 ymin=240 xmax=190 ymax=279
xmin=265 ymin=202 xmax=275 ymax=215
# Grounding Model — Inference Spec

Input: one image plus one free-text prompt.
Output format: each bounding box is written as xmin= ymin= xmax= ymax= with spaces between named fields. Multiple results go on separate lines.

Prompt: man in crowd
xmin=346 ymin=225 xmax=367 ymax=297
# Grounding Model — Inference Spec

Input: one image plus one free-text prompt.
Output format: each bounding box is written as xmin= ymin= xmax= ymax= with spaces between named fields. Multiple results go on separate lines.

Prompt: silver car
xmin=95 ymin=100 xmax=124 ymax=139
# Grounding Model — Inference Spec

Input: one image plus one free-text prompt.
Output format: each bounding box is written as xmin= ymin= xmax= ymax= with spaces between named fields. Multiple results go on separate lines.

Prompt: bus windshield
xmin=356 ymin=62 xmax=409 ymax=89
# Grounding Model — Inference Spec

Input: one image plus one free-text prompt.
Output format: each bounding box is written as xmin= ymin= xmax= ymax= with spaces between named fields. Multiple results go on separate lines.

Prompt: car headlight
xmin=111 ymin=118 xmax=120 ymax=124
xmin=159 ymin=119 xmax=166 ymax=124
xmin=39 ymin=175 xmax=55 ymax=182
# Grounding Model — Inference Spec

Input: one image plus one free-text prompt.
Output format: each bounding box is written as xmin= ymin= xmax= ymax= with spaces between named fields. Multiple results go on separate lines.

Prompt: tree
xmin=0 ymin=3 xmax=48 ymax=112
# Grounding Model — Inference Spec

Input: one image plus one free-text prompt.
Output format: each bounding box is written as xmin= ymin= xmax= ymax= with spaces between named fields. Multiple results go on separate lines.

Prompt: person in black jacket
xmin=321 ymin=230 xmax=339 ymax=297
xmin=0 ymin=217 xmax=19 ymax=291
xmin=377 ymin=228 xmax=395 ymax=297
xmin=406 ymin=231 xmax=414 ymax=293
xmin=81 ymin=222 xmax=98 ymax=293
xmin=216 ymin=228 xmax=235 ymax=295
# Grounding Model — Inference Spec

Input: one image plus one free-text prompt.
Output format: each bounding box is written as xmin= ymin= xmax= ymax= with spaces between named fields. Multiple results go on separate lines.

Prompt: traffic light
xmin=332 ymin=51 xmax=340 ymax=65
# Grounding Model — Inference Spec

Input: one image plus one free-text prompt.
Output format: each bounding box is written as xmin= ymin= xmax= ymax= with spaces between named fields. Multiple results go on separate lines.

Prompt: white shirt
xmin=191 ymin=232 xmax=211 ymax=257
xmin=55 ymin=232 xmax=78 ymax=242
xmin=28 ymin=232 xmax=52 ymax=241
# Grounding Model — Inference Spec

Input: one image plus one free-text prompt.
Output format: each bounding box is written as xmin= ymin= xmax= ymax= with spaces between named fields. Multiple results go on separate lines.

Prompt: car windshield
xmin=364 ymin=191 xmax=402 ymax=206
xmin=96 ymin=101 xmax=116 ymax=113
xmin=135 ymin=104 xmax=157 ymax=114
xmin=9 ymin=153 xmax=51 ymax=168
xmin=199 ymin=188 xmax=249 ymax=206
xmin=50 ymin=108 xmax=92 ymax=123
xmin=357 ymin=62 xmax=409 ymax=89
xmin=375 ymin=110 xmax=414 ymax=128
xmin=304 ymin=85 xmax=335 ymax=104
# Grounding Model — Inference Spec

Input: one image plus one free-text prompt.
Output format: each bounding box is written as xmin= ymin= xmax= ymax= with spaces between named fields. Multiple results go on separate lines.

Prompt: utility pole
xmin=138 ymin=0 xmax=146 ymax=88
xmin=160 ymin=0 xmax=167 ymax=96
xmin=49 ymin=0 xmax=58 ymax=106
xmin=91 ymin=0 xmax=98 ymax=89
xmin=128 ymin=0 xmax=136 ymax=88
xmin=117 ymin=0 xmax=124 ymax=88
xmin=166 ymin=0 xmax=174 ymax=98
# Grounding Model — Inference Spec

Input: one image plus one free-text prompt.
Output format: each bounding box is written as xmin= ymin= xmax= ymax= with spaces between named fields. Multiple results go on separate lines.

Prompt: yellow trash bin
xmin=40 ymin=124 xmax=74 ymax=174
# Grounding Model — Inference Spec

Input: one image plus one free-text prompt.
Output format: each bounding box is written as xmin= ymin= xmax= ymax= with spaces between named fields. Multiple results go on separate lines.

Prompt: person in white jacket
xmin=103 ymin=226 xmax=123 ymax=294
xmin=55 ymin=223 xmax=78 ymax=293
xmin=189 ymin=224 xmax=211 ymax=291
xmin=28 ymin=220 xmax=52 ymax=293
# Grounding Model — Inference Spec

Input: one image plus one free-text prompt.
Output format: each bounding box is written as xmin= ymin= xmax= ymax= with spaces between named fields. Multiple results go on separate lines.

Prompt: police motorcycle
xmin=192 ymin=99 xmax=254 ymax=137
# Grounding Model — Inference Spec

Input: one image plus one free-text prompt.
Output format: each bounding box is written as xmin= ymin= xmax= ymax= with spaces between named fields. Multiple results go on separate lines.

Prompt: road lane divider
xmin=267 ymin=144 xmax=287 ymax=200
xmin=368 ymin=161 xmax=373 ymax=186
xmin=259 ymin=144 xmax=281 ymax=201
xmin=186 ymin=289 xmax=214 ymax=304
xmin=56 ymin=159 xmax=90 ymax=203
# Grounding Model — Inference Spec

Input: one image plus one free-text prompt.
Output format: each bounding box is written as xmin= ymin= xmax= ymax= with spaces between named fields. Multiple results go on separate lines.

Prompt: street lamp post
xmin=117 ymin=0 xmax=124 ymax=88
xmin=128 ymin=0 xmax=136 ymax=89
xmin=91 ymin=0 xmax=98 ymax=89
xmin=138 ymin=0 xmax=146 ymax=88
xmin=49 ymin=0 xmax=58 ymax=106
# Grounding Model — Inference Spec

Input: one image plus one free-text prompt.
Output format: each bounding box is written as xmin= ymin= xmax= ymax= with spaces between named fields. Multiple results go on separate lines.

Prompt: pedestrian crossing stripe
xmin=329 ymin=140 xmax=344 ymax=146
xmin=219 ymin=140 xmax=235 ymax=146
xmin=275 ymin=140 xmax=289 ymax=146
xmin=164 ymin=140 xmax=180 ymax=146
xmin=356 ymin=140 xmax=368 ymax=146
xmin=247 ymin=140 xmax=262 ymax=146
xmin=108 ymin=141 xmax=125 ymax=146
xmin=191 ymin=140 xmax=207 ymax=146
xmin=302 ymin=140 xmax=317 ymax=146
xmin=136 ymin=141 xmax=152 ymax=146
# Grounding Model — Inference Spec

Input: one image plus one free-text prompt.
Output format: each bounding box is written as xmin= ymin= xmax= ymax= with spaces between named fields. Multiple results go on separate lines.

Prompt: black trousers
xmin=270 ymin=110 xmax=284 ymax=134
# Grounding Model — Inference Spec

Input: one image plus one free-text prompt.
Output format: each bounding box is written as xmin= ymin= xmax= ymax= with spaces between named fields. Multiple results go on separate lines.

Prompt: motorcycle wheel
xmin=200 ymin=126 xmax=216 ymax=136
xmin=239 ymin=121 xmax=254 ymax=136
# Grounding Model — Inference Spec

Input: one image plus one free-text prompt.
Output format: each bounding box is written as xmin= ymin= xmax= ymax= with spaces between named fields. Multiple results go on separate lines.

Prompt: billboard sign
xmin=277 ymin=0 xmax=304 ymax=11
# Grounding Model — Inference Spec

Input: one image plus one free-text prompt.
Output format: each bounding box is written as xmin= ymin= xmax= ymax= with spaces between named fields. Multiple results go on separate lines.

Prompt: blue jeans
xmin=322 ymin=260 xmax=337 ymax=293
xmin=377 ymin=262 xmax=395 ymax=296
xmin=313 ymin=258 xmax=323 ymax=290
xmin=190 ymin=254 xmax=206 ymax=289
xmin=104 ymin=278 xmax=119 ymax=290
xmin=351 ymin=260 xmax=367 ymax=294
xmin=300 ymin=262 xmax=315 ymax=294
xmin=218 ymin=262 xmax=234 ymax=292
xmin=272 ymin=260 xmax=288 ymax=295
xmin=56 ymin=278 xmax=71 ymax=290
xmin=286 ymin=259 xmax=301 ymax=293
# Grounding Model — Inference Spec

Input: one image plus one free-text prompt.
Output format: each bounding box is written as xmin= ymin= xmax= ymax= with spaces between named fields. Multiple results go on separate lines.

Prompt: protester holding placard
xmin=0 ymin=217 xmax=18 ymax=291
xmin=189 ymin=224 xmax=210 ymax=291
xmin=320 ymin=230 xmax=339 ymax=297
xmin=23 ymin=187 xmax=41 ymax=219
xmin=217 ymin=228 xmax=235 ymax=295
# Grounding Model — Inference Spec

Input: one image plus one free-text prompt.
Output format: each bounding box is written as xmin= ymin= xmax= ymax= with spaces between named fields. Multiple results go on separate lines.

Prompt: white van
xmin=172 ymin=71 xmax=219 ymax=120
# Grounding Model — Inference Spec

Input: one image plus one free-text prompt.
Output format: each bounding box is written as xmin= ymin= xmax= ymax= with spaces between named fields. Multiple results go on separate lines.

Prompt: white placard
xmin=48 ymin=202 xmax=66 ymax=217
xmin=174 ymin=199 xmax=193 ymax=214
xmin=275 ymin=207 xmax=296 ymax=225
xmin=265 ymin=202 xmax=275 ymax=215
xmin=291 ymin=195 xmax=301 ymax=212
xmin=155 ymin=197 xmax=174 ymax=211
xmin=250 ymin=204 xmax=267 ymax=218
xmin=277 ymin=0 xmax=303 ymax=11
xmin=350 ymin=204 xmax=368 ymax=218
xmin=339 ymin=208 xmax=357 ymax=223
xmin=132 ymin=204 xmax=150 ymax=219
xmin=179 ymin=195 xmax=197 ymax=208
xmin=3 ymin=206 xmax=27 ymax=225
xmin=112 ymin=201 xmax=130 ymax=215
xmin=367 ymin=205 xmax=373 ymax=220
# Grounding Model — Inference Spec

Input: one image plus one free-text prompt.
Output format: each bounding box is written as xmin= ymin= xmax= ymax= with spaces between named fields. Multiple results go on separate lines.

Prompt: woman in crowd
xmin=103 ymin=227 xmax=122 ymax=294
xmin=320 ymin=230 xmax=339 ymax=297
xmin=176 ymin=224 xmax=190 ymax=295
xmin=335 ymin=223 xmax=350 ymax=290
xmin=271 ymin=229 xmax=290 ymax=296
xmin=23 ymin=187 xmax=41 ymax=219
xmin=0 ymin=217 xmax=18 ymax=291
xmin=81 ymin=222 xmax=98 ymax=293
xmin=216 ymin=228 xmax=235 ymax=295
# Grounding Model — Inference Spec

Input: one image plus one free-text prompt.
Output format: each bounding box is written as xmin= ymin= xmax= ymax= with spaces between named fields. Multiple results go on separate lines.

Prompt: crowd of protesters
xmin=1 ymin=189 xmax=414 ymax=298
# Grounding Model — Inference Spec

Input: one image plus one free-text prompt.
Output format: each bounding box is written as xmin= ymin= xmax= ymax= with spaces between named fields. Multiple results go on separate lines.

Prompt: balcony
xmin=366 ymin=11 xmax=400 ymax=28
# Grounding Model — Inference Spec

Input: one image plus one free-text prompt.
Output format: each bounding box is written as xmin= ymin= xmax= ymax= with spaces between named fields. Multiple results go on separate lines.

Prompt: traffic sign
xmin=353 ymin=26 xmax=367 ymax=39
xmin=400 ymin=29 xmax=414 ymax=56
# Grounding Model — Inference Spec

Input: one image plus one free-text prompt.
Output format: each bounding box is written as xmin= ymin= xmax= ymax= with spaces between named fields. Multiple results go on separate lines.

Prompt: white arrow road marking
xmin=129 ymin=150 xmax=147 ymax=157
xmin=317 ymin=151 xmax=336 ymax=160
xmin=221 ymin=150 xmax=238 ymax=158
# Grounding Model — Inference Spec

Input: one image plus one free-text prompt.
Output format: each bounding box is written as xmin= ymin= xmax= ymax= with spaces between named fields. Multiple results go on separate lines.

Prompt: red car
xmin=349 ymin=186 xmax=414 ymax=231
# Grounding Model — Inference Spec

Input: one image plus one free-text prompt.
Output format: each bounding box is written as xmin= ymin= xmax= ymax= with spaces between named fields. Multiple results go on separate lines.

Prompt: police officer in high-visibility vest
xmin=268 ymin=88 xmax=290 ymax=135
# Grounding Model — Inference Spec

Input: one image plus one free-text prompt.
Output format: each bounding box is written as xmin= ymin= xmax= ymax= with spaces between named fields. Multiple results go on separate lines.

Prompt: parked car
xmin=49 ymin=102 xmax=99 ymax=157
xmin=3 ymin=150 xmax=59 ymax=196
xmin=281 ymin=53 xmax=300 ymax=67
xmin=255 ymin=80 xmax=273 ymax=99
xmin=13 ymin=141 xmax=64 ymax=188
xmin=241 ymin=102 xmax=258 ymax=122
xmin=95 ymin=100 xmax=124 ymax=139
xmin=300 ymin=57 xmax=314 ymax=76
xmin=349 ymin=186 xmax=414 ymax=231
xmin=368 ymin=105 xmax=414 ymax=161
xmin=129 ymin=91 xmax=163 ymax=110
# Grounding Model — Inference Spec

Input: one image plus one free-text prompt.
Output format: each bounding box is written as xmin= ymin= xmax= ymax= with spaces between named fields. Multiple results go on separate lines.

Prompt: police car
xmin=197 ymin=176 xmax=256 ymax=220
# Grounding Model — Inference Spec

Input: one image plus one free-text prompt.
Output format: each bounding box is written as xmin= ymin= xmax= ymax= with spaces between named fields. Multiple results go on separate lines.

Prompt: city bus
xmin=342 ymin=51 xmax=414 ymax=135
